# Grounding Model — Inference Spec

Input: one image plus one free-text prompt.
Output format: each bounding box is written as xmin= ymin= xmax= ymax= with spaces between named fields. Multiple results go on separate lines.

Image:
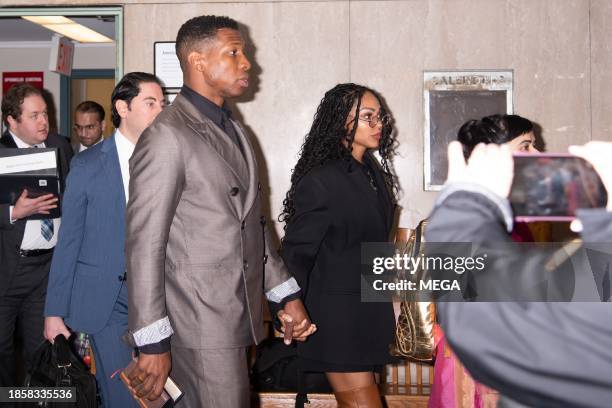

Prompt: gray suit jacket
xmin=126 ymin=94 xmax=291 ymax=349
xmin=427 ymin=188 xmax=612 ymax=408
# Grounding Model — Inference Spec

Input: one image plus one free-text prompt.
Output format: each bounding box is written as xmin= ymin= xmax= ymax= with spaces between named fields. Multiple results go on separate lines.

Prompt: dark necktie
xmin=221 ymin=113 xmax=245 ymax=159
xmin=33 ymin=145 xmax=54 ymax=241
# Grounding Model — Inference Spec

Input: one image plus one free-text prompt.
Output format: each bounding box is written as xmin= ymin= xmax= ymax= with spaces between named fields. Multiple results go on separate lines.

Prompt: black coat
xmin=0 ymin=131 xmax=72 ymax=296
xmin=281 ymin=154 xmax=397 ymax=368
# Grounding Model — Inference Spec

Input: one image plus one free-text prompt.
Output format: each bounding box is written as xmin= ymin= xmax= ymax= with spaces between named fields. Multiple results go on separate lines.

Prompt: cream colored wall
xmin=2 ymin=0 xmax=610 ymax=231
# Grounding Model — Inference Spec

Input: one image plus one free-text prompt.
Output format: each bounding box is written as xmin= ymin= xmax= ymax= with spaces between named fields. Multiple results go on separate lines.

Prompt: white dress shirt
xmin=9 ymin=132 xmax=60 ymax=250
xmin=78 ymin=136 xmax=104 ymax=153
xmin=114 ymin=129 xmax=135 ymax=203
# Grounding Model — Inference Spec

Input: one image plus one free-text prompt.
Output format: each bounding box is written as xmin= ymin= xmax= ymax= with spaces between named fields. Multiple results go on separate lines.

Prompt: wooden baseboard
xmin=254 ymin=392 xmax=430 ymax=408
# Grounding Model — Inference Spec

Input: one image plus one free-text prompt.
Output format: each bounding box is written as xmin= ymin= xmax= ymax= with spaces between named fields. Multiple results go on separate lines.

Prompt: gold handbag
xmin=389 ymin=220 xmax=436 ymax=362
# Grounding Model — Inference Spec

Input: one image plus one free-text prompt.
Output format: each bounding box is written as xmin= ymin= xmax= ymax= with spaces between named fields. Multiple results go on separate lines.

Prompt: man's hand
xmin=12 ymin=190 xmax=58 ymax=220
xmin=127 ymin=352 xmax=171 ymax=401
xmin=569 ymin=142 xmax=612 ymax=211
xmin=43 ymin=316 xmax=70 ymax=343
xmin=277 ymin=299 xmax=317 ymax=345
xmin=446 ymin=141 xmax=514 ymax=198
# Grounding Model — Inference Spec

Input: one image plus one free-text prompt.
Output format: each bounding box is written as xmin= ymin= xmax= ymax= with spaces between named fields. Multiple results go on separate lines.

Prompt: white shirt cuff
xmin=266 ymin=277 xmax=300 ymax=303
xmin=132 ymin=316 xmax=174 ymax=347
xmin=9 ymin=206 xmax=15 ymax=224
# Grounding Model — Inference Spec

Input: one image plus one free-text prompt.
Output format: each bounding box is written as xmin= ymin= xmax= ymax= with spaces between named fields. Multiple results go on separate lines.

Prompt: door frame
xmin=0 ymin=7 xmax=123 ymax=136
xmin=61 ymin=69 xmax=115 ymax=138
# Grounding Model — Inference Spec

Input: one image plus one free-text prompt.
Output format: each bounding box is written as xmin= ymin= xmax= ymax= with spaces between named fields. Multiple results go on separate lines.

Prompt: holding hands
xmin=277 ymin=299 xmax=317 ymax=345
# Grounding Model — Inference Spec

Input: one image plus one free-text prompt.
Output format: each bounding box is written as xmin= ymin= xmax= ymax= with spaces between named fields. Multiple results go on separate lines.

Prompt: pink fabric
xmin=429 ymin=330 xmax=456 ymax=407
xmin=428 ymin=224 xmax=536 ymax=407
xmin=429 ymin=332 xmax=498 ymax=408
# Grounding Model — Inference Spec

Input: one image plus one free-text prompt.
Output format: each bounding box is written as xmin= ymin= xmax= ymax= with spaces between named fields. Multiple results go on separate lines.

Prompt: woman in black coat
xmin=279 ymin=83 xmax=398 ymax=407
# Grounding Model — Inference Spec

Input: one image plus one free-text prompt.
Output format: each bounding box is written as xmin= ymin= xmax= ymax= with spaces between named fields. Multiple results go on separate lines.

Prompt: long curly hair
xmin=279 ymin=83 xmax=397 ymax=228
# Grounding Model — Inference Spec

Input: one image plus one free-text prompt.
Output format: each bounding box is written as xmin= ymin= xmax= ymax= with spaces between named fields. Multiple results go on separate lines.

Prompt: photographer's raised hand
xmin=446 ymin=141 xmax=514 ymax=199
xmin=569 ymin=141 xmax=612 ymax=211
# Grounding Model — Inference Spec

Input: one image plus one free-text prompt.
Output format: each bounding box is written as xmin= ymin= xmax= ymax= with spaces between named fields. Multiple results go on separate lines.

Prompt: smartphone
xmin=510 ymin=153 xmax=607 ymax=221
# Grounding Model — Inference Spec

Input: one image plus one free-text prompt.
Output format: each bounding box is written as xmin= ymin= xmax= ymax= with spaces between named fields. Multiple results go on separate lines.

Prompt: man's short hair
xmin=111 ymin=72 xmax=162 ymax=128
xmin=1 ymin=83 xmax=43 ymax=127
xmin=75 ymin=100 xmax=105 ymax=122
xmin=175 ymin=15 xmax=239 ymax=70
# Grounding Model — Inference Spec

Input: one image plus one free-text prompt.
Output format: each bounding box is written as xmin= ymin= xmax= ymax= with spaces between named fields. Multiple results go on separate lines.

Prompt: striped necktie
xmin=33 ymin=145 xmax=54 ymax=241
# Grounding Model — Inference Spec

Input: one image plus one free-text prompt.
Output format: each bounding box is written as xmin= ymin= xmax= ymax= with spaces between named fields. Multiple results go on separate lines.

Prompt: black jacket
xmin=0 ymin=130 xmax=72 ymax=296
xmin=281 ymin=154 xmax=397 ymax=367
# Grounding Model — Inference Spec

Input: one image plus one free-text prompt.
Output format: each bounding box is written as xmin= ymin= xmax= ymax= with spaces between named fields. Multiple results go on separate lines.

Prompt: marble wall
xmin=1 ymin=0 xmax=609 ymax=231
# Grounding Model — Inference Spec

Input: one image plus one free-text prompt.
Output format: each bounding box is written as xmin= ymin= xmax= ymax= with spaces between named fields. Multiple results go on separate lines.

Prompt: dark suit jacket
xmin=280 ymin=153 xmax=397 ymax=366
xmin=427 ymin=190 xmax=612 ymax=408
xmin=44 ymin=135 xmax=126 ymax=334
xmin=0 ymin=130 xmax=72 ymax=296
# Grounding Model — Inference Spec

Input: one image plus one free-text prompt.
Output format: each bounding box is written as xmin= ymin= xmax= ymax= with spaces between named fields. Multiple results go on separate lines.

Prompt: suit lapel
xmin=174 ymin=95 xmax=249 ymax=189
xmin=0 ymin=131 xmax=17 ymax=148
xmin=174 ymin=94 xmax=260 ymax=219
xmin=188 ymin=121 xmax=249 ymax=190
xmin=366 ymin=153 xmax=395 ymax=231
xmin=347 ymin=155 xmax=390 ymax=229
xmin=232 ymin=121 xmax=258 ymax=219
xmin=101 ymin=135 xmax=126 ymax=213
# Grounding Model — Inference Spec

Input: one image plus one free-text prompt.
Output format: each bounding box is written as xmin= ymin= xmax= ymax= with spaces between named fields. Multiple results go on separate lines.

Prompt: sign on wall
xmin=2 ymin=71 xmax=44 ymax=95
xmin=49 ymin=35 xmax=74 ymax=77
xmin=154 ymin=42 xmax=182 ymax=89
xmin=423 ymin=70 xmax=513 ymax=191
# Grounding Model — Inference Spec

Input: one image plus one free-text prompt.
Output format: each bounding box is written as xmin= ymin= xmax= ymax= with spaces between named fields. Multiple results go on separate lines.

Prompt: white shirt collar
xmin=114 ymin=128 xmax=136 ymax=203
xmin=114 ymin=128 xmax=135 ymax=156
xmin=9 ymin=130 xmax=45 ymax=148
xmin=78 ymin=137 xmax=104 ymax=152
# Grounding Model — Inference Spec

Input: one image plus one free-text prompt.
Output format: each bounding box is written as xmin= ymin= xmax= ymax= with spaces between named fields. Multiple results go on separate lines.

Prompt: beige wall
xmin=2 ymin=0 xmax=610 ymax=231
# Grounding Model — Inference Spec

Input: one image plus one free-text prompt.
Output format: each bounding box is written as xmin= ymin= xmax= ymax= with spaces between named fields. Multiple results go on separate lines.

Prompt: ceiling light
xmin=22 ymin=15 xmax=113 ymax=43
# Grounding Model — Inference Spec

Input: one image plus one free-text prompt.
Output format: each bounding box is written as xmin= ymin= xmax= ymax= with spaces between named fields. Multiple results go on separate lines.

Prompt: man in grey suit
xmin=124 ymin=16 xmax=314 ymax=406
xmin=426 ymin=141 xmax=612 ymax=408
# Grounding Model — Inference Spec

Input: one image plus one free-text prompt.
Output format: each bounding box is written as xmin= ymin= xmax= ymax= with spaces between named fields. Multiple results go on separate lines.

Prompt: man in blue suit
xmin=43 ymin=72 xmax=164 ymax=407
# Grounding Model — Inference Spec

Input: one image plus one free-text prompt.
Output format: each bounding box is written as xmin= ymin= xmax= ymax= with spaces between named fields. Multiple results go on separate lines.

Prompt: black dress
xmin=281 ymin=153 xmax=398 ymax=372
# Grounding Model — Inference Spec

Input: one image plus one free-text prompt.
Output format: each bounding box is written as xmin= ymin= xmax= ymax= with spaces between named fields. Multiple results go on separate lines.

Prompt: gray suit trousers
xmin=172 ymin=346 xmax=249 ymax=407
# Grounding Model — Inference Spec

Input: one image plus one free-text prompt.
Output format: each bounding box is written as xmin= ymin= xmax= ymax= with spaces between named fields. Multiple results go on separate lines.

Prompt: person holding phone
xmin=429 ymin=113 xmax=543 ymax=408
xmin=278 ymin=83 xmax=398 ymax=407
xmin=425 ymin=140 xmax=612 ymax=408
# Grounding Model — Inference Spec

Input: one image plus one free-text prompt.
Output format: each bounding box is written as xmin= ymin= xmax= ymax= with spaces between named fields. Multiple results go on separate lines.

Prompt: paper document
xmin=0 ymin=151 xmax=57 ymax=175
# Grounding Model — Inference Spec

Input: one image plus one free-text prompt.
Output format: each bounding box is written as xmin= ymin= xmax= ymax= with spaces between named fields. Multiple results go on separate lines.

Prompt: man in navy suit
xmin=43 ymin=72 xmax=164 ymax=407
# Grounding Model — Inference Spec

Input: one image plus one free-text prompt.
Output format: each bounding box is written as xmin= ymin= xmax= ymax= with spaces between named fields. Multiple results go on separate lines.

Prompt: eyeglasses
xmin=73 ymin=124 xmax=99 ymax=132
xmin=352 ymin=114 xmax=391 ymax=128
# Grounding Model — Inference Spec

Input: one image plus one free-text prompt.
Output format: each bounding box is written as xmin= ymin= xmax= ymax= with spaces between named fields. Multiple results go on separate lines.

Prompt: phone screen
xmin=510 ymin=154 xmax=607 ymax=221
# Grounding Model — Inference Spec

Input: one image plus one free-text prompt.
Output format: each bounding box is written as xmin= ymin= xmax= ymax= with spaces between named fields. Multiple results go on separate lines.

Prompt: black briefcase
xmin=24 ymin=335 xmax=98 ymax=408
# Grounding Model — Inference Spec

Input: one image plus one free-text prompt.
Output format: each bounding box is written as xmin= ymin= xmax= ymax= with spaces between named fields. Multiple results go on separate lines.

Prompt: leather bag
xmin=390 ymin=220 xmax=436 ymax=362
xmin=24 ymin=335 xmax=98 ymax=408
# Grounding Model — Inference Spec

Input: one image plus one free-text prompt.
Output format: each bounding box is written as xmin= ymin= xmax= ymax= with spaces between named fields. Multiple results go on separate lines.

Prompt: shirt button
xmin=243 ymin=260 xmax=249 ymax=270
xmin=230 ymin=187 xmax=239 ymax=196
xmin=263 ymin=254 xmax=268 ymax=264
